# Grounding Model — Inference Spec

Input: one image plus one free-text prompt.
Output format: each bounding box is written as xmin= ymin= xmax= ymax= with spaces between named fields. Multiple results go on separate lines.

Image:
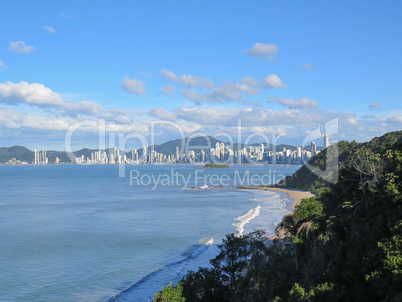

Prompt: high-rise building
xmin=297 ymin=147 xmax=302 ymax=158
xmin=142 ymin=147 xmax=147 ymax=162
xmin=132 ymin=149 xmax=138 ymax=162
xmin=323 ymin=135 xmax=329 ymax=149
xmin=42 ymin=148 xmax=47 ymax=164
xmin=311 ymin=141 xmax=317 ymax=156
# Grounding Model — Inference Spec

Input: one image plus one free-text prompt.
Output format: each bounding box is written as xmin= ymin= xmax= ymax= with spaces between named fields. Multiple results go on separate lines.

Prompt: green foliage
xmin=202 ymin=163 xmax=230 ymax=168
xmin=157 ymin=132 xmax=402 ymax=301
xmin=289 ymin=282 xmax=334 ymax=301
xmin=281 ymin=131 xmax=402 ymax=191
xmin=153 ymin=282 xmax=185 ymax=302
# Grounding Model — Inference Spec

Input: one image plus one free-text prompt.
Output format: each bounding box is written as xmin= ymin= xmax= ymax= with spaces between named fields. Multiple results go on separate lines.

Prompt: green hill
xmin=131 ymin=136 xmax=224 ymax=158
xmin=154 ymin=130 xmax=402 ymax=301
xmin=281 ymin=130 xmax=402 ymax=191
xmin=0 ymin=146 xmax=33 ymax=162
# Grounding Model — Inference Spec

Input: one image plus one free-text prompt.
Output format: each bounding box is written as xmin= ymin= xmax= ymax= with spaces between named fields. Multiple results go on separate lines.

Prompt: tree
xmin=153 ymin=282 xmax=185 ymax=302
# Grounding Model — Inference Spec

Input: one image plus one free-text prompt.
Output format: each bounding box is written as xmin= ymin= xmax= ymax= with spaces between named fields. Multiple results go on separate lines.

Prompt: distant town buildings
xmin=33 ymin=148 xmax=48 ymax=164
xmin=323 ymin=134 xmax=329 ymax=149
xmin=311 ymin=141 xmax=317 ymax=157
xmin=25 ymin=137 xmax=331 ymax=165
xmin=68 ymin=142 xmax=320 ymax=165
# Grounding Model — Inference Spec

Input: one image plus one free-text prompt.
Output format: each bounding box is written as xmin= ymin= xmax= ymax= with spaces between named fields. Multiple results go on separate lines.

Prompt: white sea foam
xmin=232 ymin=205 xmax=261 ymax=236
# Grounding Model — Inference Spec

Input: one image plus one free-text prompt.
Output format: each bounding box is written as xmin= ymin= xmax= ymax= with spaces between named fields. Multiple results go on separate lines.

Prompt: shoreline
xmin=237 ymin=186 xmax=314 ymax=239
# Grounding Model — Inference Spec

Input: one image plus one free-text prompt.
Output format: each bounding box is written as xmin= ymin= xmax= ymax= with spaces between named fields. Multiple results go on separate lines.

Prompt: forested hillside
xmin=153 ymin=131 xmax=402 ymax=301
xmin=281 ymin=130 xmax=402 ymax=191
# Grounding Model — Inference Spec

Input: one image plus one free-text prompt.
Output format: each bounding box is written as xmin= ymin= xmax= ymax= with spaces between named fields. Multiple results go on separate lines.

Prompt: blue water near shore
xmin=0 ymin=164 xmax=298 ymax=301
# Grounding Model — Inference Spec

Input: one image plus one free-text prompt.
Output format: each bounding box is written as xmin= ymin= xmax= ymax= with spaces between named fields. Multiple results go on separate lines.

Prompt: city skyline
xmin=3 ymin=135 xmax=328 ymax=165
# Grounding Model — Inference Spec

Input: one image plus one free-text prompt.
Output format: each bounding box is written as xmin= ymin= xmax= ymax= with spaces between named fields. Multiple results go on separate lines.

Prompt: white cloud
xmin=8 ymin=41 xmax=35 ymax=54
xmin=179 ymin=89 xmax=207 ymax=104
xmin=0 ymin=108 xmax=76 ymax=131
xmin=0 ymin=60 xmax=7 ymax=69
xmin=179 ymin=82 xmax=262 ymax=106
xmin=173 ymin=107 xmax=314 ymax=128
xmin=0 ymin=81 xmax=103 ymax=116
xmin=121 ymin=76 xmax=146 ymax=95
xmin=347 ymin=118 xmax=358 ymax=126
xmin=269 ymin=97 xmax=318 ymax=109
xmin=239 ymin=77 xmax=259 ymax=87
xmin=261 ymin=74 xmax=288 ymax=88
xmin=160 ymin=69 xmax=214 ymax=89
xmin=388 ymin=116 xmax=402 ymax=123
xmin=148 ymin=108 xmax=177 ymax=121
xmin=299 ymin=63 xmax=315 ymax=70
xmin=159 ymin=69 xmax=289 ymax=105
xmin=245 ymin=43 xmax=278 ymax=60
xmin=369 ymin=103 xmax=381 ymax=110
xmin=42 ymin=25 xmax=55 ymax=34
xmin=160 ymin=85 xmax=176 ymax=96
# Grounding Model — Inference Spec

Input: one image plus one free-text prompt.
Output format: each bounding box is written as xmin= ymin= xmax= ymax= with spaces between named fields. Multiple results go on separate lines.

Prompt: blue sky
xmin=0 ymin=0 xmax=401 ymax=150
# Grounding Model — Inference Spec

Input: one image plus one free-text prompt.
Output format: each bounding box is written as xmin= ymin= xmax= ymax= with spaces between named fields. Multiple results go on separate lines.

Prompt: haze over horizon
xmin=1 ymin=1 xmax=401 ymax=150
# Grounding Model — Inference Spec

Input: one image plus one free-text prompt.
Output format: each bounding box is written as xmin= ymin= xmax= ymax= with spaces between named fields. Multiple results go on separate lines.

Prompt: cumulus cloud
xmin=175 ymin=107 xmax=293 ymax=127
xmin=159 ymin=69 xmax=290 ymax=105
xmin=261 ymin=74 xmax=288 ymax=88
xmin=42 ymin=25 xmax=55 ymax=34
xmin=148 ymin=108 xmax=177 ymax=121
xmin=160 ymin=85 xmax=176 ymax=96
xmin=160 ymin=69 xmax=215 ymax=89
xmin=245 ymin=43 xmax=278 ymax=60
xmin=179 ymin=89 xmax=208 ymax=104
xmin=0 ymin=81 xmax=103 ymax=116
xmin=388 ymin=116 xmax=402 ymax=123
xmin=239 ymin=77 xmax=260 ymax=87
xmin=179 ymin=81 xmax=262 ymax=107
xmin=369 ymin=103 xmax=381 ymax=110
xmin=0 ymin=60 xmax=7 ymax=69
xmin=8 ymin=41 xmax=35 ymax=54
xmin=299 ymin=63 xmax=315 ymax=71
xmin=121 ymin=76 xmax=146 ymax=95
xmin=159 ymin=70 xmax=290 ymax=105
xmin=0 ymin=107 xmax=76 ymax=131
xmin=269 ymin=97 xmax=318 ymax=109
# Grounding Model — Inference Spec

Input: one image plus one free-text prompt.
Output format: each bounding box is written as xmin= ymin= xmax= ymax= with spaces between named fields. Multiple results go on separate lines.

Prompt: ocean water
xmin=0 ymin=164 xmax=298 ymax=301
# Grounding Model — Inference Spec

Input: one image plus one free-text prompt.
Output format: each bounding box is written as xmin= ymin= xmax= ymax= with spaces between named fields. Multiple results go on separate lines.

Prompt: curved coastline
xmin=237 ymin=186 xmax=314 ymax=239
xmin=108 ymin=186 xmax=307 ymax=301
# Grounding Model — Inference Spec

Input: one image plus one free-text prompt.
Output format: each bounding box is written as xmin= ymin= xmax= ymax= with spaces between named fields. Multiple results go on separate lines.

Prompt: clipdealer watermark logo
xmin=63 ymin=118 xmax=339 ymax=189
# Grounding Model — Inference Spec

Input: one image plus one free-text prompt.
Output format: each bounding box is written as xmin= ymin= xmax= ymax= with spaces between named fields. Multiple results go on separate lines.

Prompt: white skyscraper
xmin=323 ymin=135 xmax=329 ymax=149
xmin=311 ymin=141 xmax=317 ymax=156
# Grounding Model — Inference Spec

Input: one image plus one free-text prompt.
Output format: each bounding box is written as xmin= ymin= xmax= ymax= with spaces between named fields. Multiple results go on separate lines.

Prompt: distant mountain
xmin=127 ymin=136 xmax=224 ymax=158
xmin=0 ymin=146 xmax=33 ymax=162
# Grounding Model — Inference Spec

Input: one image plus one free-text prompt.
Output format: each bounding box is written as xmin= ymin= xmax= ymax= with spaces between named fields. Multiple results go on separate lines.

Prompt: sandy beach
xmin=237 ymin=186 xmax=314 ymax=239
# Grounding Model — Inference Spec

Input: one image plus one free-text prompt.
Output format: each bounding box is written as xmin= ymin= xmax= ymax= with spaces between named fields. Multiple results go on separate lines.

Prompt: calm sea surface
xmin=0 ymin=164 xmax=299 ymax=301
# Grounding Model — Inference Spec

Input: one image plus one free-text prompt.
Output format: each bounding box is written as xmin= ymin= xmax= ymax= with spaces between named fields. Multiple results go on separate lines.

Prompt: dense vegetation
xmin=154 ymin=131 xmax=402 ymax=301
xmin=202 ymin=163 xmax=230 ymax=168
xmin=281 ymin=131 xmax=402 ymax=191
